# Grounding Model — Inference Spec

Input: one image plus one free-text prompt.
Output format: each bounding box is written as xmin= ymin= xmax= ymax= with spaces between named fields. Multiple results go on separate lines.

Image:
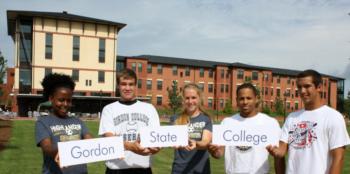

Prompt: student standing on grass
xmin=98 ymin=68 xmax=160 ymax=174
xmin=35 ymin=73 xmax=92 ymax=174
xmin=209 ymin=83 xmax=284 ymax=174
xmin=267 ymin=69 xmax=350 ymax=174
xmin=171 ymin=83 xmax=213 ymax=174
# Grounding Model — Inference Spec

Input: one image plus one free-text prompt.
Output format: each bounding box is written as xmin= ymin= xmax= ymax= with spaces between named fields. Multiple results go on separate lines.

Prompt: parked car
xmin=37 ymin=101 xmax=51 ymax=116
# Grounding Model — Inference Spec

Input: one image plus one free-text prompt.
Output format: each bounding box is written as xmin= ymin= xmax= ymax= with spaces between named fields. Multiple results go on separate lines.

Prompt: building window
xmin=73 ymin=36 xmax=79 ymax=61
xmin=147 ymin=80 xmax=152 ymax=90
xmin=19 ymin=20 xmax=33 ymax=66
xmin=226 ymin=70 xmax=230 ymax=78
xmin=265 ymin=87 xmax=268 ymax=95
xmin=19 ymin=69 xmax=32 ymax=93
xmin=323 ymin=92 xmax=327 ymax=99
xmin=264 ymin=74 xmax=269 ymax=81
xmin=157 ymin=64 xmax=163 ymax=74
xmin=295 ymin=102 xmax=299 ymax=110
xmin=185 ymin=67 xmax=190 ymax=76
xmin=44 ymin=68 xmax=52 ymax=76
xmin=287 ymin=102 xmax=290 ymax=110
xmin=72 ymin=69 xmax=79 ymax=81
xmin=117 ymin=61 xmax=125 ymax=72
xmin=157 ymin=80 xmax=163 ymax=90
xmin=208 ymin=99 xmax=213 ymax=108
xmin=295 ymin=90 xmax=299 ymax=97
xmin=221 ymin=84 xmax=224 ymax=93
xmin=198 ymin=83 xmax=204 ymax=91
xmin=98 ymin=71 xmax=105 ymax=83
xmin=287 ymin=78 xmax=291 ymax=84
xmin=209 ymin=69 xmax=214 ymax=78
xmin=252 ymin=71 xmax=258 ymax=80
xmin=138 ymin=63 xmax=142 ymax=73
xmin=138 ymin=79 xmax=142 ymax=89
xmin=225 ymin=84 xmax=229 ymax=93
xmin=131 ymin=63 xmax=136 ymax=72
xmin=99 ymin=38 xmax=105 ymax=63
xmin=277 ymin=88 xmax=281 ymax=97
xmin=147 ymin=64 xmax=152 ymax=73
xmin=85 ymin=79 xmax=92 ymax=86
xmin=221 ymin=69 xmax=225 ymax=78
xmin=277 ymin=77 xmax=280 ymax=84
xmin=208 ymin=84 xmax=213 ymax=93
xmin=45 ymin=33 xmax=52 ymax=59
xmin=200 ymin=68 xmax=204 ymax=77
xmin=173 ymin=66 xmax=178 ymax=75
xmin=157 ymin=96 xmax=162 ymax=105
xmin=237 ymin=70 xmax=244 ymax=79
xmin=220 ymin=99 xmax=224 ymax=108
xmin=286 ymin=89 xmax=291 ymax=97
xmin=270 ymin=88 xmax=274 ymax=96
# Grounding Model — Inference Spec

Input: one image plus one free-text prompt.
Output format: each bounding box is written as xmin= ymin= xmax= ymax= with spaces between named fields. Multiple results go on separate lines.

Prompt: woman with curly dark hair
xmin=35 ymin=73 xmax=92 ymax=174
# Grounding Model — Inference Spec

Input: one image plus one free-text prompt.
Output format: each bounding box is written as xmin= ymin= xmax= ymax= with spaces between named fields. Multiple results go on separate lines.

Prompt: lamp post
xmin=283 ymin=91 xmax=288 ymax=122
xmin=99 ymin=90 xmax=102 ymax=113
xmin=216 ymin=99 xmax=219 ymax=122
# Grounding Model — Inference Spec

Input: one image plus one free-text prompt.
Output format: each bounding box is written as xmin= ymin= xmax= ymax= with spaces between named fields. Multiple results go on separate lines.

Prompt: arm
xmin=39 ymin=138 xmax=58 ymax=158
xmin=266 ymin=141 xmax=288 ymax=158
xmin=208 ymin=144 xmax=224 ymax=159
xmin=273 ymin=156 xmax=285 ymax=174
xmin=196 ymin=129 xmax=212 ymax=149
xmin=329 ymin=146 xmax=346 ymax=174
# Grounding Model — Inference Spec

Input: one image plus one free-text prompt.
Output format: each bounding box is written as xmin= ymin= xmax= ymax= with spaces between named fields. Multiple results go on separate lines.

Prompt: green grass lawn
xmin=0 ymin=120 xmax=349 ymax=174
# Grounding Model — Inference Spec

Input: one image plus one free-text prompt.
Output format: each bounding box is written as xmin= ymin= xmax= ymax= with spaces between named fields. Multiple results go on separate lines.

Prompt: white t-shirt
xmin=222 ymin=113 xmax=281 ymax=174
xmin=280 ymin=105 xmax=350 ymax=174
xmin=98 ymin=100 xmax=160 ymax=169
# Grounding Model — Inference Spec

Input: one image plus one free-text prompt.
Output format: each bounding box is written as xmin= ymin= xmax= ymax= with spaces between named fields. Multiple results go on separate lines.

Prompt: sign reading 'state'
xmin=140 ymin=125 xmax=188 ymax=147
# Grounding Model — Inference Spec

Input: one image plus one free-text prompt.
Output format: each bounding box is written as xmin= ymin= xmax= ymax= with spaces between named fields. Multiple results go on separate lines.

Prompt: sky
xmin=1 ymin=0 xmax=350 ymax=95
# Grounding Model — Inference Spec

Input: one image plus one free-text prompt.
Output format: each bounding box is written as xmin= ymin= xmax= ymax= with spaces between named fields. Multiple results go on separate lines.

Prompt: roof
xmin=7 ymin=10 xmax=126 ymax=37
xmin=117 ymin=55 xmax=344 ymax=81
xmin=135 ymin=55 xmax=228 ymax=68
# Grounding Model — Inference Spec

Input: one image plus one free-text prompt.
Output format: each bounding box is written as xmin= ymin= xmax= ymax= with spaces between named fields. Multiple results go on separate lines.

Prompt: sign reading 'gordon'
xmin=58 ymin=136 xmax=124 ymax=167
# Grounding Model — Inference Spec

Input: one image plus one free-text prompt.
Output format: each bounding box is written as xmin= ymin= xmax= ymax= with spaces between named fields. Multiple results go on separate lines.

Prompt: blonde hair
xmin=175 ymin=83 xmax=211 ymax=125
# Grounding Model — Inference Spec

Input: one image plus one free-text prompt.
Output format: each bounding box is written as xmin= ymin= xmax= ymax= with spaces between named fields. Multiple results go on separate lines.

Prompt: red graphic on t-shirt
xmin=288 ymin=121 xmax=317 ymax=149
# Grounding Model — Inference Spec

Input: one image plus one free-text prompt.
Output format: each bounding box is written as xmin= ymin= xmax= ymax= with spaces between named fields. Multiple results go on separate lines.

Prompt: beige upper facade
xmin=9 ymin=11 xmax=126 ymax=97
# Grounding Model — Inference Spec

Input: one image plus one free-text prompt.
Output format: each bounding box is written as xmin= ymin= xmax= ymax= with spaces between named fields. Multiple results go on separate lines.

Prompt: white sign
xmin=58 ymin=136 xmax=124 ymax=167
xmin=212 ymin=124 xmax=280 ymax=146
xmin=140 ymin=125 xmax=188 ymax=147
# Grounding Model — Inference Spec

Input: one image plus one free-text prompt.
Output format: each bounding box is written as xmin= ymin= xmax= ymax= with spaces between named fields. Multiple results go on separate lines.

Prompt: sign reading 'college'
xmin=140 ymin=125 xmax=188 ymax=147
xmin=212 ymin=125 xmax=280 ymax=146
xmin=58 ymin=136 xmax=124 ymax=167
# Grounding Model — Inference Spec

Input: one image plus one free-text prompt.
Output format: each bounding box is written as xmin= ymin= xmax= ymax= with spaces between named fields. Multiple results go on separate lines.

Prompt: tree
xmin=274 ymin=97 xmax=284 ymax=116
xmin=167 ymin=80 xmax=182 ymax=115
xmin=223 ymin=100 xmax=234 ymax=114
xmin=344 ymin=98 xmax=350 ymax=118
xmin=0 ymin=51 xmax=7 ymax=84
xmin=344 ymin=91 xmax=350 ymax=118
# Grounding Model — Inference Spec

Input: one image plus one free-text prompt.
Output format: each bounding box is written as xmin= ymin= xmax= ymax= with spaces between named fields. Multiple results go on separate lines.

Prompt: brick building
xmin=117 ymin=55 xmax=344 ymax=113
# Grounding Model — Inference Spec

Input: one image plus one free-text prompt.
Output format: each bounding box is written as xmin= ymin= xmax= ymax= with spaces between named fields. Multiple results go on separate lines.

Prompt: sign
xmin=58 ymin=136 xmax=124 ymax=167
xmin=140 ymin=125 xmax=188 ymax=147
xmin=212 ymin=124 xmax=280 ymax=146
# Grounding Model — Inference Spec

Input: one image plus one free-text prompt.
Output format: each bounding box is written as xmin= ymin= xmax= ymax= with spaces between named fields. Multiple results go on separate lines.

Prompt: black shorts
xmin=105 ymin=167 xmax=152 ymax=174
